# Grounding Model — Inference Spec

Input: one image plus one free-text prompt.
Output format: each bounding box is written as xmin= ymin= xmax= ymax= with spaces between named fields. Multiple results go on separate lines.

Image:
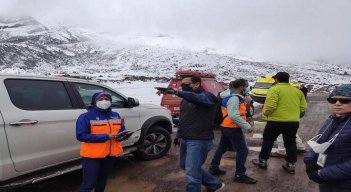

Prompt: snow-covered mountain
xmin=1 ymin=17 xmax=350 ymax=86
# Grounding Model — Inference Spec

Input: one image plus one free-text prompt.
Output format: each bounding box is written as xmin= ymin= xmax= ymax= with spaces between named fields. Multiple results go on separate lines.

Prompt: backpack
xmin=214 ymin=93 xmax=228 ymax=128
xmin=214 ymin=93 xmax=243 ymax=128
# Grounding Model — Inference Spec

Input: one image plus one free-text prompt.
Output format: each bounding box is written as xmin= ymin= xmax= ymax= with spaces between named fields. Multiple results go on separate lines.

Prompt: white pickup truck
xmin=0 ymin=74 xmax=173 ymax=189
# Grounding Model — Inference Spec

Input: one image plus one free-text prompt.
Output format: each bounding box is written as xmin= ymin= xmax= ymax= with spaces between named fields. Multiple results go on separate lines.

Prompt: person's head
xmin=180 ymin=76 xmax=201 ymax=92
xmin=229 ymin=78 xmax=249 ymax=96
xmin=327 ymin=84 xmax=351 ymax=115
xmin=91 ymin=92 xmax=112 ymax=110
xmin=272 ymin=72 xmax=290 ymax=83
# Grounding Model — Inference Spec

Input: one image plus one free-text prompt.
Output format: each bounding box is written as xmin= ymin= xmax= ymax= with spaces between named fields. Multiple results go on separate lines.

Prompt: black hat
xmin=272 ymin=72 xmax=290 ymax=82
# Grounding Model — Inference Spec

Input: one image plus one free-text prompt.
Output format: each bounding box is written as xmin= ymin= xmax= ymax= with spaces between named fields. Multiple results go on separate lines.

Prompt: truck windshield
xmin=254 ymin=82 xmax=273 ymax=89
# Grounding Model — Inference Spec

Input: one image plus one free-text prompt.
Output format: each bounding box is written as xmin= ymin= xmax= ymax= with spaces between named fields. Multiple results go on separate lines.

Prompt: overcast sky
xmin=1 ymin=0 xmax=351 ymax=65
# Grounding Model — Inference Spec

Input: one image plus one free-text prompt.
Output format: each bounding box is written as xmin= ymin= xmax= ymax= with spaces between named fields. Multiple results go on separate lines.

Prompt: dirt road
xmin=12 ymin=92 xmax=330 ymax=192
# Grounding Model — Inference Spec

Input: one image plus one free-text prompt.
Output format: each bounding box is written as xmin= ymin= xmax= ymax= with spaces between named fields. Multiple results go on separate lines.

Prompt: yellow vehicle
xmin=250 ymin=75 xmax=299 ymax=104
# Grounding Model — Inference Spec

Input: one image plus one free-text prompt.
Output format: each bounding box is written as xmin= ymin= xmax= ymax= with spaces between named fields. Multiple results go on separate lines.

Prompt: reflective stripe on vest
xmin=80 ymin=119 xmax=123 ymax=158
xmin=220 ymin=102 xmax=247 ymax=128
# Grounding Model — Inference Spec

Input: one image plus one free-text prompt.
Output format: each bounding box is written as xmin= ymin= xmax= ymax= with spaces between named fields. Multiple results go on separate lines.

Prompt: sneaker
xmin=282 ymin=162 xmax=295 ymax=174
xmin=209 ymin=167 xmax=226 ymax=176
xmin=270 ymin=152 xmax=286 ymax=158
xmin=252 ymin=158 xmax=267 ymax=169
xmin=207 ymin=182 xmax=225 ymax=192
xmin=233 ymin=174 xmax=257 ymax=184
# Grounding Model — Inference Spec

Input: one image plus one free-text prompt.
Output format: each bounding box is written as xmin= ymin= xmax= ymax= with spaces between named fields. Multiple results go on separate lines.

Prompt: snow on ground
xmin=105 ymin=81 xmax=168 ymax=105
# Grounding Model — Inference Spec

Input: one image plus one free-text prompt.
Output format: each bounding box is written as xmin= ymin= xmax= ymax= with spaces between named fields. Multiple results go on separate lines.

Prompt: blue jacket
xmin=220 ymin=89 xmax=251 ymax=130
xmin=76 ymin=107 xmax=126 ymax=143
xmin=304 ymin=114 xmax=351 ymax=188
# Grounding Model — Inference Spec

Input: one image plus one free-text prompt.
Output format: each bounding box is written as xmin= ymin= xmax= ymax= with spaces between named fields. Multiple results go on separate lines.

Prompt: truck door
xmin=71 ymin=82 xmax=141 ymax=147
xmin=2 ymin=79 xmax=83 ymax=172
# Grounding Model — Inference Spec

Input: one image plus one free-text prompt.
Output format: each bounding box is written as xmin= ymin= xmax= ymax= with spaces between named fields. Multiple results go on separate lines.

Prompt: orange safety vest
xmin=220 ymin=102 xmax=247 ymax=128
xmin=80 ymin=119 xmax=123 ymax=158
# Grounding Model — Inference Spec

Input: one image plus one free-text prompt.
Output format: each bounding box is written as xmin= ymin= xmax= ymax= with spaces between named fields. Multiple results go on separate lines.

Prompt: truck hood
xmin=138 ymin=104 xmax=167 ymax=110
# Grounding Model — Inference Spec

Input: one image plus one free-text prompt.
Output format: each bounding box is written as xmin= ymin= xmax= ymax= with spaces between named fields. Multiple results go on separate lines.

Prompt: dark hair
xmin=273 ymin=72 xmax=290 ymax=83
xmin=229 ymin=79 xmax=248 ymax=89
xmin=182 ymin=75 xmax=201 ymax=84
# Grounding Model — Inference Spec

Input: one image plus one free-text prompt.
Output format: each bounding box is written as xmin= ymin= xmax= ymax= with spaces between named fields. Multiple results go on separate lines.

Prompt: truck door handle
xmin=10 ymin=120 xmax=39 ymax=126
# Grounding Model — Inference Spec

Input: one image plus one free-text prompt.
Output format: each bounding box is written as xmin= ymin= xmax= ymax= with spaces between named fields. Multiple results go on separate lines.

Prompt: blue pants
xmin=210 ymin=128 xmax=248 ymax=176
xmin=179 ymin=139 xmax=220 ymax=192
xmin=80 ymin=156 xmax=116 ymax=192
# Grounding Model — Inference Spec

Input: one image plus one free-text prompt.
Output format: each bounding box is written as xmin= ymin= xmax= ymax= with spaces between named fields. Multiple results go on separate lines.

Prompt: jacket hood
xmin=220 ymin=89 xmax=245 ymax=99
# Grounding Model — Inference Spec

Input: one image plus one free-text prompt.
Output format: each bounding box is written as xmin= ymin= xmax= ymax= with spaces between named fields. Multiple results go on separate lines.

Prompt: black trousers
xmin=259 ymin=121 xmax=299 ymax=163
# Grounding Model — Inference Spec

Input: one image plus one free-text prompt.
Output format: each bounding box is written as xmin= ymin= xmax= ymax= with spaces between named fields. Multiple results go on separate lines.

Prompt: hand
xmin=155 ymin=87 xmax=166 ymax=96
xmin=307 ymin=171 xmax=325 ymax=184
xmin=304 ymin=160 xmax=319 ymax=173
xmin=109 ymin=134 xmax=118 ymax=139
xmin=114 ymin=131 xmax=134 ymax=142
xmin=173 ymin=137 xmax=180 ymax=147
xmin=155 ymin=87 xmax=176 ymax=95
xmin=165 ymin=88 xmax=177 ymax=95
xmin=247 ymin=126 xmax=255 ymax=133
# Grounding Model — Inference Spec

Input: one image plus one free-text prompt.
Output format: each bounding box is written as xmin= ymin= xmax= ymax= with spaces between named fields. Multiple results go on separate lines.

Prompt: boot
xmin=252 ymin=158 xmax=267 ymax=169
xmin=282 ymin=162 xmax=295 ymax=174
xmin=209 ymin=166 xmax=226 ymax=176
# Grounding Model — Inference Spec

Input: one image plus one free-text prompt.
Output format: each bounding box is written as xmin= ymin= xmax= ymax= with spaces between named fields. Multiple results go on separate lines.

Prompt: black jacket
xmin=177 ymin=88 xmax=217 ymax=140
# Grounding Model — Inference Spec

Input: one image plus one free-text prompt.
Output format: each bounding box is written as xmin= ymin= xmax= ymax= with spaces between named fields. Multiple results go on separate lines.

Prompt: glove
xmin=165 ymin=88 xmax=177 ymax=95
xmin=307 ymin=171 xmax=325 ymax=184
xmin=155 ymin=87 xmax=177 ymax=95
xmin=173 ymin=137 xmax=180 ymax=147
xmin=304 ymin=160 xmax=321 ymax=173
xmin=304 ymin=160 xmax=318 ymax=173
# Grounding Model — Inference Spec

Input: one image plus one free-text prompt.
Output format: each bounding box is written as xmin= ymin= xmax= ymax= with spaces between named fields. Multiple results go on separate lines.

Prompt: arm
xmin=263 ymin=88 xmax=278 ymax=116
xmin=177 ymin=91 xmax=216 ymax=106
xmin=76 ymin=114 xmax=110 ymax=143
xmin=116 ymin=113 xmax=126 ymax=133
xmin=300 ymin=93 xmax=307 ymax=113
xmin=227 ymin=96 xmax=251 ymax=130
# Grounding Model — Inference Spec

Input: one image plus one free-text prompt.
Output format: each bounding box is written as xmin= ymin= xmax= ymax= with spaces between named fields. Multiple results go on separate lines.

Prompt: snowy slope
xmin=1 ymin=17 xmax=350 ymax=87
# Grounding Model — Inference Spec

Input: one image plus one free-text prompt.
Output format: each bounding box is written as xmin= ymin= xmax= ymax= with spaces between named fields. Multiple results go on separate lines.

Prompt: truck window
xmin=73 ymin=83 xmax=126 ymax=108
xmin=254 ymin=82 xmax=273 ymax=89
xmin=5 ymin=79 xmax=73 ymax=110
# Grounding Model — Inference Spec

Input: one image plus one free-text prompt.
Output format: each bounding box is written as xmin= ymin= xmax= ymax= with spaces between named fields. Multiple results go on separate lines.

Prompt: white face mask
xmin=96 ymin=100 xmax=111 ymax=110
xmin=307 ymin=134 xmax=338 ymax=154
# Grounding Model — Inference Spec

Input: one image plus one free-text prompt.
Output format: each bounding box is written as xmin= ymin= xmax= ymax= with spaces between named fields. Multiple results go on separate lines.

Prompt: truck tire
xmin=134 ymin=126 xmax=171 ymax=160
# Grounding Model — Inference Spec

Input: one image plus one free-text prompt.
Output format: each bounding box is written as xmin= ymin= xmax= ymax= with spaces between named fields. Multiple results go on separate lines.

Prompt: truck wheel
xmin=134 ymin=126 xmax=171 ymax=160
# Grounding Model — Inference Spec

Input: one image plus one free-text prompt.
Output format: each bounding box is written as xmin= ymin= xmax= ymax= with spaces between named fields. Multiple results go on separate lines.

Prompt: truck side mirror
xmin=127 ymin=97 xmax=139 ymax=108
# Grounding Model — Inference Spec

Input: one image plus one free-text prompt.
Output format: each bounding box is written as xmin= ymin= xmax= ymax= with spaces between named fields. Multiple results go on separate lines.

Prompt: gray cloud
xmin=1 ymin=0 xmax=350 ymax=65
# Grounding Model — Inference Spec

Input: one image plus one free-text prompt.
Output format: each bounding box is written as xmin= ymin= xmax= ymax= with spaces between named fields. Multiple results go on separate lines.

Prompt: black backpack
xmin=214 ymin=94 xmax=228 ymax=128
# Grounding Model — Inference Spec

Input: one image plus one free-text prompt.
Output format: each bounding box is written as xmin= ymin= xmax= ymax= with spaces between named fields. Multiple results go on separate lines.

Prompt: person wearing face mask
xmin=156 ymin=76 xmax=224 ymax=192
xmin=252 ymin=72 xmax=307 ymax=174
xmin=76 ymin=92 xmax=126 ymax=192
xmin=304 ymin=84 xmax=351 ymax=192
xmin=208 ymin=78 xmax=257 ymax=184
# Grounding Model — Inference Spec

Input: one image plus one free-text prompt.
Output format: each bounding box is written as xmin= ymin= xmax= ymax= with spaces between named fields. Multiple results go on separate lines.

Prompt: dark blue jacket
xmin=76 ymin=106 xmax=126 ymax=143
xmin=304 ymin=114 xmax=351 ymax=188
